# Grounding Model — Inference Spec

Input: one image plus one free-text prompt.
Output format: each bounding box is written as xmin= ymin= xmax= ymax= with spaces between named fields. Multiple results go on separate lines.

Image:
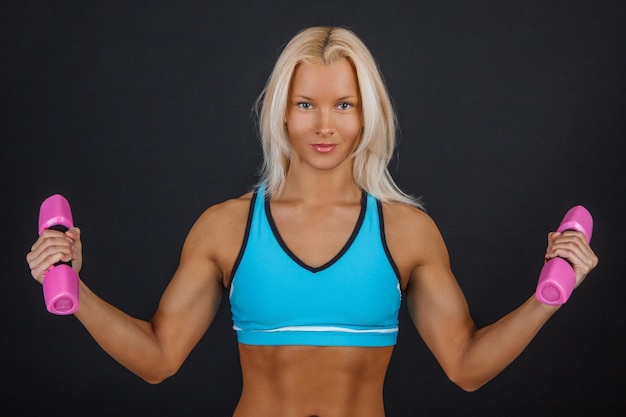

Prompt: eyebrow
xmin=291 ymin=94 xmax=359 ymax=101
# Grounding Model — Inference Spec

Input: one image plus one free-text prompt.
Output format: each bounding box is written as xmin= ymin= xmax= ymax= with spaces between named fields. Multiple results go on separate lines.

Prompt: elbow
xmin=143 ymin=374 xmax=170 ymax=385
xmin=445 ymin=368 xmax=489 ymax=393
xmin=139 ymin=363 xmax=180 ymax=385
xmin=452 ymin=379 xmax=484 ymax=393
xmin=142 ymin=371 xmax=175 ymax=385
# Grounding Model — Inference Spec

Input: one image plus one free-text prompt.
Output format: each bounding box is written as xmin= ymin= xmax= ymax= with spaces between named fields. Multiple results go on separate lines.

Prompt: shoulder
xmin=195 ymin=191 xmax=255 ymax=228
xmin=381 ymin=202 xmax=450 ymax=287
xmin=180 ymin=191 xmax=255 ymax=278
xmin=186 ymin=191 xmax=255 ymax=245
xmin=381 ymin=202 xmax=440 ymax=241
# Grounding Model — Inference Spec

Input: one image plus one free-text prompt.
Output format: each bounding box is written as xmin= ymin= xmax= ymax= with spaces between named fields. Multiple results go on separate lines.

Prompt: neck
xmin=279 ymin=167 xmax=361 ymax=205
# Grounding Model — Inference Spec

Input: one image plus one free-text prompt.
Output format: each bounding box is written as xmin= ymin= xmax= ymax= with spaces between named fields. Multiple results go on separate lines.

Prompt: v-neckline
xmin=264 ymin=192 xmax=368 ymax=273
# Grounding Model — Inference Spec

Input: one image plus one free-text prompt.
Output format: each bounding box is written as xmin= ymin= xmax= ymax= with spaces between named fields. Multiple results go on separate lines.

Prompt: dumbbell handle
xmin=535 ymin=205 xmax=593 ymax=306
xmin=38 ymin=194 xmax=80 ymax=315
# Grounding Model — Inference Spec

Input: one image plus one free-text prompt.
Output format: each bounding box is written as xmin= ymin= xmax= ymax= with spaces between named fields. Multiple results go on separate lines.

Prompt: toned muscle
xmin=230 ymin=190 xmax=396 ymax=416
xmin=235 ymin=345 xmax=392 ymax=417
xmin=381 ymin=202 xmax=476 ymax=381
xmin=118 ymin=194 xmax=252 ymax=381
xmin=381 ymin=202 xmax=451 ymax=290
xmin=187 ymin=192 xmax=256 ymax=287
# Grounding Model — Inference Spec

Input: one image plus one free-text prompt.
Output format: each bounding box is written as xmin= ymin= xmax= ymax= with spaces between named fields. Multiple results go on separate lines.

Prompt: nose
xmin=316 ymin=108 xmax=334 ymax=137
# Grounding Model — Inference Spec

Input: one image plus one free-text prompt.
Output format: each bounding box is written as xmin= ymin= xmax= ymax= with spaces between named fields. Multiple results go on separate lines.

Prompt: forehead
xmin=291 ymin=58 xmax=359 ymax=96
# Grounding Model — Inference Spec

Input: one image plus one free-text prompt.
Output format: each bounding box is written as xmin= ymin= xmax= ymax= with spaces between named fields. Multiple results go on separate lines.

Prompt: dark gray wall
xmin=2 ymin=1 xmax=625 ymax=416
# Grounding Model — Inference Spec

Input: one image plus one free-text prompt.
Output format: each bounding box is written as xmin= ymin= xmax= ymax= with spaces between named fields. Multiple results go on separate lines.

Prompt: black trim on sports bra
xmin=377 ymin=200 xmax=403 ymax=286
xmin=265 ymin=191 xmax=368 ymax=273
xmin=229 ymin=190 xmax=258 ymax=285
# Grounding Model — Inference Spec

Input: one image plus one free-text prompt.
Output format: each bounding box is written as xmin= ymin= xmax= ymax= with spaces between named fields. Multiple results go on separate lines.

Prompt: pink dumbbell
xmin=535 ymin=205 xmax=593 ymax=306
xmin=38 ymin=194 xmax=79 ymax=314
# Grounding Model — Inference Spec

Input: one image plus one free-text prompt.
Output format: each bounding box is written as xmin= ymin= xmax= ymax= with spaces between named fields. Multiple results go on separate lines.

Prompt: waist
xmin=235 ymin=344 xmax=392 ymax=417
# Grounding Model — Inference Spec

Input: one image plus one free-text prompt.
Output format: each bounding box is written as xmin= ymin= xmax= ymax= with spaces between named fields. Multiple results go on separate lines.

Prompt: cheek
xmin=338 ymin=116 xmax=364 ymax=141
xmin=286 ymin=114 xmax=311 ymax=140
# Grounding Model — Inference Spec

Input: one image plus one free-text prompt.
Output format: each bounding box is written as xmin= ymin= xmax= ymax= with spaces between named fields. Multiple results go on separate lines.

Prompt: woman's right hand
xmin=26 ymin=227 xmax=83 ymax=283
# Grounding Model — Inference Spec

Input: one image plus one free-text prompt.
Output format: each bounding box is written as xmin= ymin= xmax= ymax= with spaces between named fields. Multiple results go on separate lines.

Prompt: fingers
xmin=66 ymin=227 xmax=83 ymax=274
xmin=545 ymin=230 xmax=598 ymax=286
xmin=67 ymin=227 xmax=82 ymax=253
xmin=26 ymin=228 xmax=81 ymax=283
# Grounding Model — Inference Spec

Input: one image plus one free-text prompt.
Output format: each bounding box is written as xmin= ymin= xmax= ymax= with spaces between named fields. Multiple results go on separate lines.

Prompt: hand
xmin=26 ymin=227 xmax=83 ymax=283
xmin=545 ymin=230 xmax=598 ymax=289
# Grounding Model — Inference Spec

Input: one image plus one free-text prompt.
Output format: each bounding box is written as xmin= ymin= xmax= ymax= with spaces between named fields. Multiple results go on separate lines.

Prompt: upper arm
xmin=148 ymin=198 xmax=249 ymax=371
xmin=385 ymin=205 xmax=476 ymax=373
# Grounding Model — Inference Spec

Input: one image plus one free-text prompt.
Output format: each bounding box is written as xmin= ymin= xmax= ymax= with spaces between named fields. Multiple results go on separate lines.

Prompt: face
xmin=285 ymin=58 xmax=363 ymax=174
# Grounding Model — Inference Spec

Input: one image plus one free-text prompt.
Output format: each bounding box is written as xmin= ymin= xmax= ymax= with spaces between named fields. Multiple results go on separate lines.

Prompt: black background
xmin=2 ymin=1 xmax=625 ymax=416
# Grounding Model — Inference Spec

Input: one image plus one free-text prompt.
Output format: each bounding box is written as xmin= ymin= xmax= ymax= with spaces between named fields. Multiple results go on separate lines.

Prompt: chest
xmin=268 ymin=201 xmax=362 ymax=269
xmin=228 ymin=190 xmax=402 ymax=346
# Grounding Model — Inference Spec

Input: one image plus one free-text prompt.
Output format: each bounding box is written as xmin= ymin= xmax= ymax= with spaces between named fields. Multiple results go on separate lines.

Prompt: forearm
xmin=74 ymin=279 xmax=172 ymax=384
xmin=456 ymin=295 xmax=559 ymax=391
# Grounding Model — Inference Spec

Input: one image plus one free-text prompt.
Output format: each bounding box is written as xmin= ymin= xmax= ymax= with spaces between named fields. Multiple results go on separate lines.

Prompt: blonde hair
xmin=254 ymin=26 xmax=422 ymax=208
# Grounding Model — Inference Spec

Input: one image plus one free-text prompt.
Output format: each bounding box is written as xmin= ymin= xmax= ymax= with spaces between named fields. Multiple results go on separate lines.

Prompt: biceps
xmin=151 ymin=259 xmax=223 ymax=364
xmin=406 ymin=265 xmax=475 ymax=364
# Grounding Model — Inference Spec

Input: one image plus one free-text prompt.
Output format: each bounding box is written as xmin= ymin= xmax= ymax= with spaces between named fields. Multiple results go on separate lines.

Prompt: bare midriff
xmin=232 ymin=344 xmax=394 ymax=417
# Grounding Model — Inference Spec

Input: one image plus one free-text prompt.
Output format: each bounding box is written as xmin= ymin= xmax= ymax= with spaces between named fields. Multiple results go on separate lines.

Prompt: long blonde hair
xmin=254 ymin=26 xmax=422 ymax=208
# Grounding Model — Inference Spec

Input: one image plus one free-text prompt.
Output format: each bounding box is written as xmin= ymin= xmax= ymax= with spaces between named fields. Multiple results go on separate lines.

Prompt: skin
xmin=26 ymin=58 xmax=598 ymax=416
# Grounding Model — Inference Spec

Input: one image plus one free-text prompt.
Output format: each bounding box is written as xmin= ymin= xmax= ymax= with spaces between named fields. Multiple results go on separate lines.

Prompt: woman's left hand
xmin=545 ymin=230 xmax=599 ymax=288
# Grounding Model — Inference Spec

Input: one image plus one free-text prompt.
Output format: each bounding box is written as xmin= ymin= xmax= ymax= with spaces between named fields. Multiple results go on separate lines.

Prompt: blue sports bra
xmin=229 ymin=184 xmax=402 ymax=347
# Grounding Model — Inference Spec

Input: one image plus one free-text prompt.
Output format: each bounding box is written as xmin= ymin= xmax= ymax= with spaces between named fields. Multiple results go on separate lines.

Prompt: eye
xmin=297 ymin=102 xmax=313 ymax=110
xmin=337 ymin=102 xmax=352 ymax=110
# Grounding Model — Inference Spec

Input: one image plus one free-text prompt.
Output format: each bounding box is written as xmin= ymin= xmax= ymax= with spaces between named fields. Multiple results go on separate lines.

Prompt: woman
xmin=26 ymin=26 xmax=598 ymax=417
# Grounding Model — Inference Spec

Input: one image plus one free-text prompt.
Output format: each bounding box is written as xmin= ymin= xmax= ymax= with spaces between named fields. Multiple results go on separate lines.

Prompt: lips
xmin=311 ymin=143 xmax=337 ymax=153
